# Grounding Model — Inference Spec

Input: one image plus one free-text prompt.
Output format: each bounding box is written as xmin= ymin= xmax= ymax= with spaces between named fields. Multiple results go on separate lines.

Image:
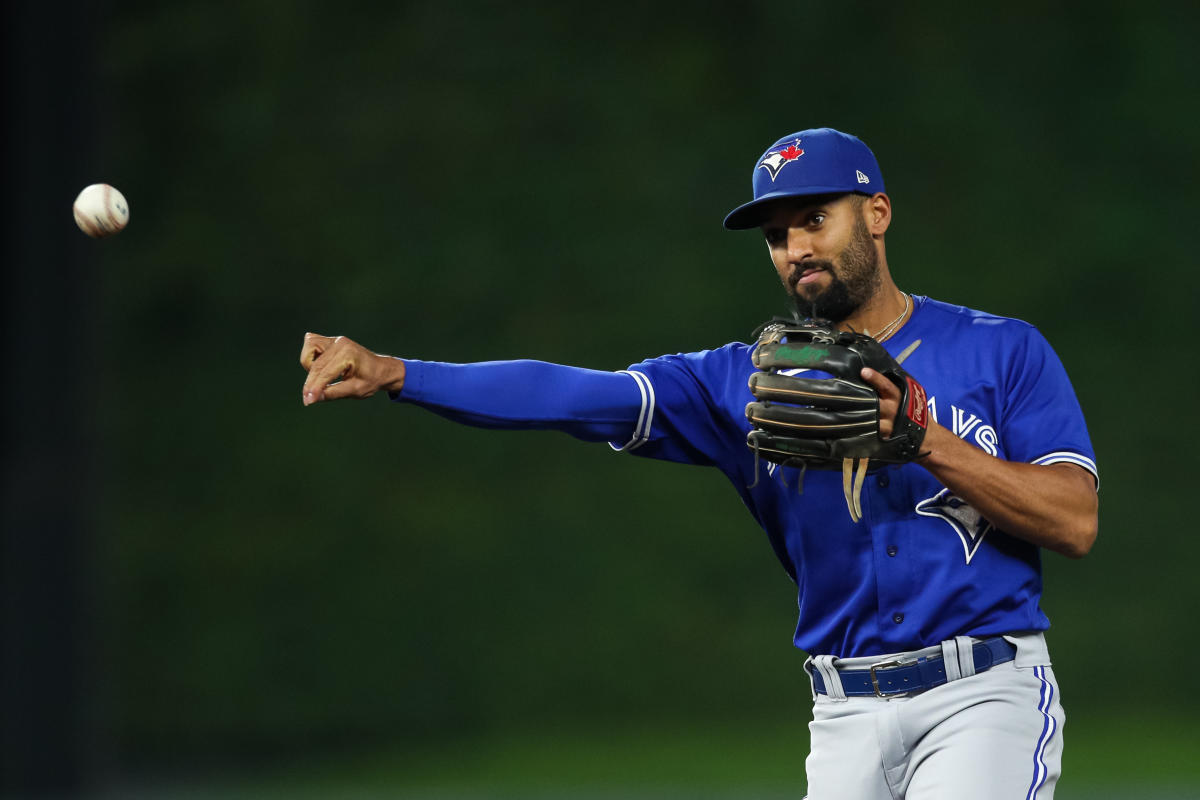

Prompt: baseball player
xmin=299 ymin=128 xmax=1098 ymax=799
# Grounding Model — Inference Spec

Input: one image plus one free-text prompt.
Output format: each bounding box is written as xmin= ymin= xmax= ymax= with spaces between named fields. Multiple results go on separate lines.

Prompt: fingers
xmin=301 ymin=334 xmax=358 ymax=405
xmin=861 ymin=367 xmax=900 ymax=438
xmin=303 ymin=353 xmax=354 ymax=405
xmin=299 ymin=332 xmax=336 ymax=371
xmin=320 ymin=377 xmax=374 ymax=402
xmin=860 ymin=367 xmax=900 ymax=400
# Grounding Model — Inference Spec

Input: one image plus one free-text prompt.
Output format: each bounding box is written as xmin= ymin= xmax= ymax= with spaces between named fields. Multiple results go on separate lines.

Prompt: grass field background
xmin=111 ymin=713 xmax=1199 ymax=798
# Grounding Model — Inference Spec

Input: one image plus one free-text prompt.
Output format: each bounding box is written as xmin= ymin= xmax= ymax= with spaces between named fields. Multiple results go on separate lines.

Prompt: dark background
xmin=5 ymin=2 xmax=1198 ymax=796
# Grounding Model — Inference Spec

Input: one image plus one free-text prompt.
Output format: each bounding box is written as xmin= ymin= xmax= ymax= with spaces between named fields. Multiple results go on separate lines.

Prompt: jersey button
xmin=893 ymin=613 xmax=904 ymax=624
xmin=877 ymin=473 xmax=890 ymax=488
xmin=887 ymin=545 xmax=898 ymax=557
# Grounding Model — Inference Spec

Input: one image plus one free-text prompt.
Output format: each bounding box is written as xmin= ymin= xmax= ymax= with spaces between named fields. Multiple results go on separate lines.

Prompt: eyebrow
xmin=763 ymin=206 xmax=826 ymax=227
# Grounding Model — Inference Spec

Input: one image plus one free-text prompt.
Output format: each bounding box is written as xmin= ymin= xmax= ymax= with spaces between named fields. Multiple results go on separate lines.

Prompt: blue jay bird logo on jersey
xmin=915 ymin=489 xmax=994 ymax=564
xmin=757 ymin=140 xmax=805 ymax=182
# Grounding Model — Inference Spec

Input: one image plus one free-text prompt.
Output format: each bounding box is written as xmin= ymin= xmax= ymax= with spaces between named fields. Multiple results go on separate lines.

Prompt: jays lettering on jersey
xmin=610 ymin=296 xmax=1097 ymax=658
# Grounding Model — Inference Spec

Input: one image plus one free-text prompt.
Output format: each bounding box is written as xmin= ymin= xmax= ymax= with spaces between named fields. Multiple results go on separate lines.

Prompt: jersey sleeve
xmin=608 ymin=344 xmax=750 ymax=467
xmin=393 ymin=358 xmax=645 ymax=443
xmin=1000 ymin=327 xmax=1099 ymax=487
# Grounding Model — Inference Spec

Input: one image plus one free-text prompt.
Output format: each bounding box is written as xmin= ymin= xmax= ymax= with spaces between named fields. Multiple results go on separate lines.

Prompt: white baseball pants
xmin=803 ymin=633 xmax=1064 ymax=799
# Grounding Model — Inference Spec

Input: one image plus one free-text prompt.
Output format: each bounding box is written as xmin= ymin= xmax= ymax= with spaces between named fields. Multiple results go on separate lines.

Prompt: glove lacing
xmin=747 ymin=438 xmax=808 ymax=495
xmin=839 ymin=338 xmax=923 ymax=522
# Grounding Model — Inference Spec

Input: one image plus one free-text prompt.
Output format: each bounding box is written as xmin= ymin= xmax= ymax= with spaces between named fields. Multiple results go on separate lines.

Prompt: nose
xmin=787 ymin=227 xmax=814 ymax=264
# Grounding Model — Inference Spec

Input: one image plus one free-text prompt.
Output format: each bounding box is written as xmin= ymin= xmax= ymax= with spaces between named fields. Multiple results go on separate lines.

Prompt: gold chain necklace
xmin=871 ymin=292 xmax=911 ymax=343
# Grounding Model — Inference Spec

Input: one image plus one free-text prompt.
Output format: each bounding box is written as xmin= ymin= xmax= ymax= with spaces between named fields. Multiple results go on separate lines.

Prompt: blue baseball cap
xmin=723 ymin=128 xmax=885 ymax=230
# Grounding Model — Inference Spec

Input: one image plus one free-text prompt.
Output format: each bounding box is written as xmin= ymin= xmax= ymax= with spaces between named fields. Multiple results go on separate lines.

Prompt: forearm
xmin=394 ymin=358 xmax=643 ymax=443
xmin=917 ymin=423 xmax=1099 ymax=558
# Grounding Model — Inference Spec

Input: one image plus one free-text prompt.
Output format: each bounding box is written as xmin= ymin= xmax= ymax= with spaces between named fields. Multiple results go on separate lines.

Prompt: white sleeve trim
xmin=1032 ymin=451 xmax=1099 ymax=491
xmin=608 ymin=369 xmax=655 ymax=452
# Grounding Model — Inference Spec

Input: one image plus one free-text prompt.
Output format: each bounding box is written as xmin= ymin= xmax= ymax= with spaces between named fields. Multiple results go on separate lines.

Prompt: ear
xmin=864 ymin=193 xmax=891 ymax=236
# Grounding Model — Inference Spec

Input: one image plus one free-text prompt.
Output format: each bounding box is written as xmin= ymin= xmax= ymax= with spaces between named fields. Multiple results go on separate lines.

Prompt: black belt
xmin=812 ymin=637 xmax=1017 ymax=698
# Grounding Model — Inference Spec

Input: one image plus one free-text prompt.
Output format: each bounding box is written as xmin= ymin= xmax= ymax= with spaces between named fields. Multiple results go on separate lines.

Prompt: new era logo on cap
xmin=723 ymin=128 xmax=885 ymax=230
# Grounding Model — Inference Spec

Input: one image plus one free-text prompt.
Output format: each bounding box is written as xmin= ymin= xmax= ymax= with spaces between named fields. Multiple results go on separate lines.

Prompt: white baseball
xmin=73 ymin=183 xmax=130 ymax=238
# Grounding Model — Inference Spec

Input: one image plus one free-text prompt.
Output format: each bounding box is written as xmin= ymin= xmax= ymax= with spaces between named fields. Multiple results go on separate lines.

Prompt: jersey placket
xmin=864 ymin=466 xmax=918 ymax=648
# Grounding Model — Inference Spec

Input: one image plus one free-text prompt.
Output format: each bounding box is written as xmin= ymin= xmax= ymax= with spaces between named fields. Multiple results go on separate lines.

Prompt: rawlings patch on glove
xmin=745 ymin=318 xmax=928 ymax=521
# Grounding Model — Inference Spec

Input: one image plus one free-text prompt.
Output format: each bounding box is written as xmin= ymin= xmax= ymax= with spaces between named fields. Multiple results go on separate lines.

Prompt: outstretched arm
xmin=298 ymin=332 xmax=644 ymax=443
xmin=861 ymin=366 xmax=1099 ymax=558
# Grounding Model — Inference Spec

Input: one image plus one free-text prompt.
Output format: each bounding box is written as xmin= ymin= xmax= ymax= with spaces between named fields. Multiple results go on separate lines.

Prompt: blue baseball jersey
xmin=609 ymin=295 xmax=1097 ymax=658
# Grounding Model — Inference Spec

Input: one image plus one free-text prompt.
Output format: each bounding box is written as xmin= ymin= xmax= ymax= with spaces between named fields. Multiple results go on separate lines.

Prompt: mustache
xmin=788 ymin=259 xmax=836 ymax=289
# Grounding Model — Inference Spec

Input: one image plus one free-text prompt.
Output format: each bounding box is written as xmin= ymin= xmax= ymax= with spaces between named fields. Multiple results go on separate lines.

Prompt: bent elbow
xmin=1060 ymin=534 xmax=1095 ymax=560
xmin=1059 ymin=516 xmax=1098 ymax=559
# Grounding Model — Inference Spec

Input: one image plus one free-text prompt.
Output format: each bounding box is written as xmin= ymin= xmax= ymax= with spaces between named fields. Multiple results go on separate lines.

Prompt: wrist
xmin=380 ymin=355 xmax=406 ymax=394
xmin=915 ymin=421 xmax=955 ymax=470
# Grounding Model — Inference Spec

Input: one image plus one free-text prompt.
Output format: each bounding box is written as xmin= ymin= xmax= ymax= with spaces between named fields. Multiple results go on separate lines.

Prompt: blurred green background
xmin=5 ymin=1 xmax=1200 ymax=797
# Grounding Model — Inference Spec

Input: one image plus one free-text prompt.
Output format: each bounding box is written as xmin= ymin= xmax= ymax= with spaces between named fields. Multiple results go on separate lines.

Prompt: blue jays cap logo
xmin=757 ymin=140 xmax=805 ymax=182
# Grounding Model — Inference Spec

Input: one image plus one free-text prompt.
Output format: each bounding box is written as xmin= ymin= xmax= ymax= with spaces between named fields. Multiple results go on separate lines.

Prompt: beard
xmin=785 ymin=213 xmax=881 ymax=323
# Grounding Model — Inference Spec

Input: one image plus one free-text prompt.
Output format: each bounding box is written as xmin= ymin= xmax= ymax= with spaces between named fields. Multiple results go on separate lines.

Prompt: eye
xmin=764 ymin=227 xmax=786 ymax=246
xmin=808 ymin=213 xmax=826 ymax=228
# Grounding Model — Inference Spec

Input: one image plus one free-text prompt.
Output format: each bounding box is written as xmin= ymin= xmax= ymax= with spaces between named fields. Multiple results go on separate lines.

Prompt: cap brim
xmin=722 ymin=186 xmax=865 ymax=230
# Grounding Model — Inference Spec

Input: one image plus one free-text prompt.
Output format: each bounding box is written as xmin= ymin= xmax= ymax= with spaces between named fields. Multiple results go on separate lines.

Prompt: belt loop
xmin=803 ymin=655 xmax=818 ymax=701
xmin=954 ymin=636 xmax=977 ymax=678
xmin=940 ymin=638 xmax=964 ymax=683
xmin=811 ymin=655 xmax=847 ymax=701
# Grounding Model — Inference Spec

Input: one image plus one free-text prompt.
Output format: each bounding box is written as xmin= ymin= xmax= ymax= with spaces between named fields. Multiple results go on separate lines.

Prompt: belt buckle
xmin=869 ymin=658 xmax=916 ymax=697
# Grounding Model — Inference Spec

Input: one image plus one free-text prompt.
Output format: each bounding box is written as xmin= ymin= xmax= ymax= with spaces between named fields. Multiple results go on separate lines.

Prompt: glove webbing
xmin=839 ymin=338 xmax=923 ymax=522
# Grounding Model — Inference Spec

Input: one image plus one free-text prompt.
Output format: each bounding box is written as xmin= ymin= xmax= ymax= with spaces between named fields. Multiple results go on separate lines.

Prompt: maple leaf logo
xmin=757 ymin=140 xmax=805 ymax=182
